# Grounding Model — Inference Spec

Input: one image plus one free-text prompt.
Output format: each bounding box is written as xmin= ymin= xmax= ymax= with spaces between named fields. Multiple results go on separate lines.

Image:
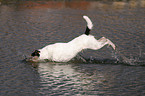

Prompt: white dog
xmin=31 ymin=16 xmax=115 ymax=62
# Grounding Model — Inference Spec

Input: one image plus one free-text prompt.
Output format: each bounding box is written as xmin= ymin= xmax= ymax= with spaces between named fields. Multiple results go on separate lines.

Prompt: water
xmin=0 ymin=0 xmax=145 ymax=96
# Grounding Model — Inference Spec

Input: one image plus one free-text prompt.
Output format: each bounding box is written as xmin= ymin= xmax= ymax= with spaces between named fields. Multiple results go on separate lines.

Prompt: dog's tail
xmin=83 ymin=15 xmax=93 ymax=35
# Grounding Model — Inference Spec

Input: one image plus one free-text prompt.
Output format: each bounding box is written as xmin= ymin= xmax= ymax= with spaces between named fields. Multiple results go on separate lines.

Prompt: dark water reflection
xmin=0 ymin=0 xmax=145 ymax=96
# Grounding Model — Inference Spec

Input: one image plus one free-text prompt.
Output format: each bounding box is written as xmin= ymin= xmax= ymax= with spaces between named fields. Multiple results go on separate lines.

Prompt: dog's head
xmin=31 ymin=50 xmax=40 ymax=57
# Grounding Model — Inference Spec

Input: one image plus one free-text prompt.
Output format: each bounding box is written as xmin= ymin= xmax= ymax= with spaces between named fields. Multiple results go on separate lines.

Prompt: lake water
xmin=0 ymin=0 xmax=145 ymax=96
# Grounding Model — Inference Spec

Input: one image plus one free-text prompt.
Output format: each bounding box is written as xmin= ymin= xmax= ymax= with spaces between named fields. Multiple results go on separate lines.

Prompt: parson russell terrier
xmin=30 ymin=16 xmax=115 ymax=62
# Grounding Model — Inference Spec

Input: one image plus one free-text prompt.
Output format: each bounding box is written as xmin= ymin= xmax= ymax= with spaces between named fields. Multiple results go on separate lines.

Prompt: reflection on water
xmin=38 ymin=63 xmax=91 ymax=95
xmin=37 ymin=63 xmax=112 ymax=95
xmin=34 ymin=62 xmax=145 ymax=95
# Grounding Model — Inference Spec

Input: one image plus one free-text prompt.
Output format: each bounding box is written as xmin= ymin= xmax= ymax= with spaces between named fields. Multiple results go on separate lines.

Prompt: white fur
xmin=83 ymin=15 xmax=93 ymax=29
xmin=38 ymin=35 xmax=115 ymax=62
xmin=36 ymin=16 xmax=115 ymax=62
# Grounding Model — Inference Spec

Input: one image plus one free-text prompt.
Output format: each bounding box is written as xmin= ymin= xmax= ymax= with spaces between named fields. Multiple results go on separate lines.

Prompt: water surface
xmin=0 ymin=0 xmax=145 ymax=96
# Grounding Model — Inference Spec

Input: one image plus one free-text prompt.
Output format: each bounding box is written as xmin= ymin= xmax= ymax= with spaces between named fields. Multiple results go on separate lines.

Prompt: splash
xmin=110 ymin=46 xmax=145 ymax=66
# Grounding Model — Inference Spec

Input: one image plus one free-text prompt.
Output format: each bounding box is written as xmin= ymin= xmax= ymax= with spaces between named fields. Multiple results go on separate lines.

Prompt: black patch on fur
xmin=31 ymin=50 xmax=40 ymax=57
xmin=85 ymin=26 xmax=90 ymax=35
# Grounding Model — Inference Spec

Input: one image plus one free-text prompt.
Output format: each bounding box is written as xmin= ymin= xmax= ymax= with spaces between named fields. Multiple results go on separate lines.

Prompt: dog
xmin=31 ymin=16 xmax=115 ymax=62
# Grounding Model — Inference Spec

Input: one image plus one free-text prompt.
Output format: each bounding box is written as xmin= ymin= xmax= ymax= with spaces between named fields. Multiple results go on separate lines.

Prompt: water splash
xmin=110 ymin=46 xmax=145 ymax=66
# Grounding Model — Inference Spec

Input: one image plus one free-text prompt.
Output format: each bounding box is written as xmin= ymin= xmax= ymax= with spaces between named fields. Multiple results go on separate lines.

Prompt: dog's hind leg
xmin=98 ymin=37 xmax=116 ymax=50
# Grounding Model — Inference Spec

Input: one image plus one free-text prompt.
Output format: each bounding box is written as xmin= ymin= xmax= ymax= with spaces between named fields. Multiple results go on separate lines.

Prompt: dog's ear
xmin=31 ymin=50 xmax=40 ymax=57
